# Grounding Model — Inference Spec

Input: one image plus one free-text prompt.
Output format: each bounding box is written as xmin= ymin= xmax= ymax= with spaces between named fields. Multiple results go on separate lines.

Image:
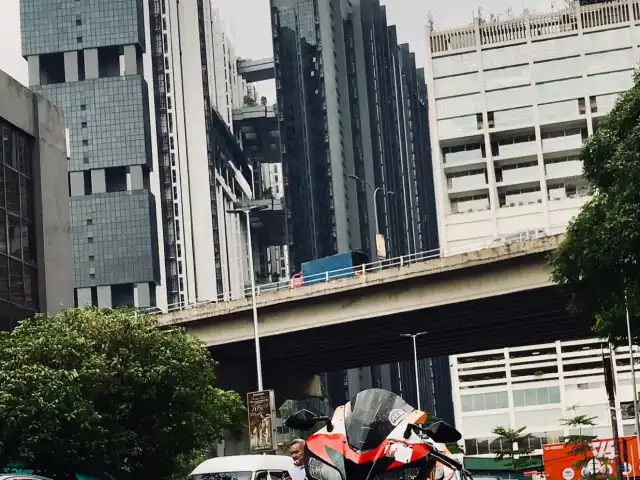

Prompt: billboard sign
xmin=247 ymin=390 xmax=277 ymax=453
xmin=543 ymin=436 xmax=639 ymax=480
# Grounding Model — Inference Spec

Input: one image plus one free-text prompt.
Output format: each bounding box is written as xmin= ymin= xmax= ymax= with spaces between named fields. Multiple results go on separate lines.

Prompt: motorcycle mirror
xmin=424 ymin=421 xmax=462 ymax=443
xmin=285 ymin=409 xmax=320 ymax=431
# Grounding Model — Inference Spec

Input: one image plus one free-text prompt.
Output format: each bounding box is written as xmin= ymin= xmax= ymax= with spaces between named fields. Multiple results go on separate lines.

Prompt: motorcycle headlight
xmin=307 ymin=457 xmax=343 ymax=480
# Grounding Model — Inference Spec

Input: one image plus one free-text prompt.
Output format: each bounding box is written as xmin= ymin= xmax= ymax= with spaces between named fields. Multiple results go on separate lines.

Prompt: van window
xmin=255 ymin=472 xmax=269 ymax=480
xmin=189 ymin=472 xmax=253 ymax=480
xmin=269 ymin=471 xmax=286 ymax=480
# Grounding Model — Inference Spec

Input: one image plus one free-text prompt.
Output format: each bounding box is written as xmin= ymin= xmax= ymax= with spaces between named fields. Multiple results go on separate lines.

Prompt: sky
xmin=0 ymin=0 xmax=558 ymax=100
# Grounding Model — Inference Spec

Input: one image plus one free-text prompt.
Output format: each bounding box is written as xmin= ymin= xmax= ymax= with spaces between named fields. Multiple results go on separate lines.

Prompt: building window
xmin=461 ymin=391 xmax=509 ymax=412
xmin=513 ymin=386 xmax=561 ymax=407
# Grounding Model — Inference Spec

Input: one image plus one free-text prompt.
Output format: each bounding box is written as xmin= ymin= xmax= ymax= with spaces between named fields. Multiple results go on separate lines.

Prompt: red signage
xmin=543 ymin=437 xmax=639 ymax=480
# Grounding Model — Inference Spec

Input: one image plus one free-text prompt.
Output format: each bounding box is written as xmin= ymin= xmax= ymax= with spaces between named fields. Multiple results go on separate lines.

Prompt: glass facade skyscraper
xmin=271 ymin=0 xmax=439 ymax=270
xmin=21 ymin=0 xmax=160 ymax=309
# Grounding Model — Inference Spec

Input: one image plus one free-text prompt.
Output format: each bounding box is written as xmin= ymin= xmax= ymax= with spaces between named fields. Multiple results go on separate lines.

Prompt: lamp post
xmin=401 ymin=331 xmax=428 ymax=410
xmin=227 ymin=204 xmax=267 ymax=390
xmin=625 ymin=295 xmax=640 ymax=455
xmin=347 ymin=174 xmax=394 ymax=235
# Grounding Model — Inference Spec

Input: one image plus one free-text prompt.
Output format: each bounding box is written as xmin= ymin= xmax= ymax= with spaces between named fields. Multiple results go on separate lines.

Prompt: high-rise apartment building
xmin=0 ymin=69 xmax=73 ymax=329
xmin=424 ymin=0 xmax=636 ymax=255
xmin=150 ymin=0 xmax=254 ymax=305
xmin=21 ymin=0 xmax=162 ymax=309
xmin=451 ymin=339 xmax=640 ymax=456
xmin=270 ymin=0 xmax=438 ymax=270
xmin=20 ymin=0 xmax=256 ymax=309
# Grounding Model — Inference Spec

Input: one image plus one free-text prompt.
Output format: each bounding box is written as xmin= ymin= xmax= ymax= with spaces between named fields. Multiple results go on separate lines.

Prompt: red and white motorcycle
xmin=285 ymin=389 xmax=471 ymax=480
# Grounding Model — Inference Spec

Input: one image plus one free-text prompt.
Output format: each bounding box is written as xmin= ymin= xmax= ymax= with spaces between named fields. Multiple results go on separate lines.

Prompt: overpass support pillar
xmin=215 ymin=359 xmax=322 ymax=405
xmin=215 ymin=360 xmax=323 ymax=454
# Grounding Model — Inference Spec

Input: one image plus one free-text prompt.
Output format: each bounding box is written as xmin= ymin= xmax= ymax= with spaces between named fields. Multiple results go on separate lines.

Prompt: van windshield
xmin=189 ymin=472 xmax=253 ymax=480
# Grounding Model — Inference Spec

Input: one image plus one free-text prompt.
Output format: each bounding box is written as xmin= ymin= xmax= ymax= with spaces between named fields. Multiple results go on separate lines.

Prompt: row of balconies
xmin=446 ymin=159 xmax=584 ymax=193
xmin=442 ymin=132 xmax=585 ymax=168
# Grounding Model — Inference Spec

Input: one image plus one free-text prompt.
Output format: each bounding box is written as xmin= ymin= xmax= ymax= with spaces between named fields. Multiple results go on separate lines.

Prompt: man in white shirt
xmin=288 ymin=438 xmax=306 ymax=480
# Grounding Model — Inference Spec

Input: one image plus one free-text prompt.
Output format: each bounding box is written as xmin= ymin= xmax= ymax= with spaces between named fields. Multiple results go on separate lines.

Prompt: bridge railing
xmin=136 ymin=248 xmax=441 ymax=316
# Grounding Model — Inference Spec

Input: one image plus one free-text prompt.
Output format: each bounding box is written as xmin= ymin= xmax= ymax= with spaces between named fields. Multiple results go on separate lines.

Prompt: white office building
xmin=451 ymin=339 xmax=640 ymax=456
xmin=425 ymin=0 xmax=638 ymax=255
xmin=149 ymin=0 xmax=254 ymax=307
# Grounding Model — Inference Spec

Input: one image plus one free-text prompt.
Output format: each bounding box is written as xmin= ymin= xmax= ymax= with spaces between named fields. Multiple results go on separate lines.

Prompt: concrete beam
xmin=158 ymin=235 xmax=564 ymax=346
xmin=237 ymin=58 xmax=275 ymax=83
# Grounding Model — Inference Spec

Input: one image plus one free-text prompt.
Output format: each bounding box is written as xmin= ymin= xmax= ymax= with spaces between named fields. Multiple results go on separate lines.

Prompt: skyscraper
xmin=21 ymin=0 xmax=162 ymax=309
xmin=270 ymin=0 xmax=438 ymax=270
xmin=20 ymin=0 xmax=256 ymax=310
xmin=150 ymin=0 xmax=254 ymax=306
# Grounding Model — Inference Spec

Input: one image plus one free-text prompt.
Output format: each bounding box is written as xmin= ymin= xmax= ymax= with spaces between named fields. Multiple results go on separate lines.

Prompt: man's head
xmin=290 ymin=439 xmax=305 ymax=466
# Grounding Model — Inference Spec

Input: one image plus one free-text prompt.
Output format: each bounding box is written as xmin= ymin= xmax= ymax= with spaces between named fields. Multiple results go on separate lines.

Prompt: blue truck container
xmin=300 ymin=251 xmax=369 ymax=286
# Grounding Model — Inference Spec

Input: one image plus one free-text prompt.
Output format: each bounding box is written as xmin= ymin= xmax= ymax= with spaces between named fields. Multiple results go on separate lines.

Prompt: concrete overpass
xmin=157 ymin=234 xmax=591 ymax=393
xmin=237 ymin=58 xmax=275 ymax=83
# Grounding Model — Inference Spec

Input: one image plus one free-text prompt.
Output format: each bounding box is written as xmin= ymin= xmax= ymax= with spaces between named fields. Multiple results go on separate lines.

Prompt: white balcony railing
xmin=546 ymin=160 xmax=583 ymax=179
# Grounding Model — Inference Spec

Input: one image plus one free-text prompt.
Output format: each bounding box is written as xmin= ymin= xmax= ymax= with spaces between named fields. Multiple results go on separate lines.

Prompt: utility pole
xmin=604 ymin=348 xmax=624 ymax=479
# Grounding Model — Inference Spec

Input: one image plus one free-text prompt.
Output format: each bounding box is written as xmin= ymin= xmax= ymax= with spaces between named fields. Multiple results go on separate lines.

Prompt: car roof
xmin=190 ymin=455 xmax=294 ymax=475
xmin=0 ymin=476 xmax=53 ymax=479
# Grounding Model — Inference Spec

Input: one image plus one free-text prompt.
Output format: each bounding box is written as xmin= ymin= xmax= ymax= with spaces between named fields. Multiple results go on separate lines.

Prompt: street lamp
xmin=347 ymin=174 xmax=394 ymax=235
xmin=625 ymin=296 xmax=640 ymax=454
xmin=227 ymin=204 xmax=268 ymax=390
xmin=401 ymin=331 xmax=428 ymax=411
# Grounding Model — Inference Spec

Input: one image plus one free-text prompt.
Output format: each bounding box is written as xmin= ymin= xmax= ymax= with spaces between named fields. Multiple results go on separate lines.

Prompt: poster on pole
xmin=376 ymin=233 xmax=387 ymax=259
xmin=247 ymin=389 xmax=277 ymax=453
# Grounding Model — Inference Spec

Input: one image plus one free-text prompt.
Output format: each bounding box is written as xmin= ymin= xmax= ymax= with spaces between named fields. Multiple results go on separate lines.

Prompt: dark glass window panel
xmin=1 ymin=126 xmax=11 ymax=167
xmin=24 ymin=264 xmax=37 ymax=310
xmin=0 ymin=254 xmax=8 ymax=301
xmin=0 ymin=299 xmax=10 ymax=331
xmin=0 ymin=165 xmax=4 ymax=208
xmin=19 ymin=176 xmax=34 ymax=222
xmin=9 ymin=258 xmax=24 ymax=306
xmin=7 ymin=215 xmax=21 ymax=259
xmin=22 ymin=221 xmax=35 ymax=264
xmin=23 ymin=137 xmax=32 ymax=178
xmin=16 ymin=135 xmax=27 ymax=174
xmin=5 ymin=168 xmax=19 ymax=215
xmin=0 ymin=209 xmax=6 ymax=254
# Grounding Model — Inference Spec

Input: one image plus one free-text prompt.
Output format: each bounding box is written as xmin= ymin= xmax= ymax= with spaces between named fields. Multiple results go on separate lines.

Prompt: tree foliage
xmin=0 ymin=308 xmax=244 ymax=480
xmin=562 ymin=408 xmax=597 ymax=472
xmin=550 ymin=69 xmax=640 ymax=342
xmin=491 ymin=426 xmax=536 ymax=471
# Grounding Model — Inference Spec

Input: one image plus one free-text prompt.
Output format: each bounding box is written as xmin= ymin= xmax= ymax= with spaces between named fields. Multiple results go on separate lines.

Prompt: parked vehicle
xmin=0 ymin=476 xmax=54 ymax=480
xmin=189 ymin=454 xmax=295 ymax=480
xmin=285 ymin=388 xmax=472 ymax=480
xmin=290 ymin=251 xmax=369 ymax=288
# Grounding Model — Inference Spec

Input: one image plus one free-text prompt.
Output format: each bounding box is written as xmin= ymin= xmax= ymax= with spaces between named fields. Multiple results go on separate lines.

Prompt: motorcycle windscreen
xmin=344 ymin=389 xmax=415 ymax=452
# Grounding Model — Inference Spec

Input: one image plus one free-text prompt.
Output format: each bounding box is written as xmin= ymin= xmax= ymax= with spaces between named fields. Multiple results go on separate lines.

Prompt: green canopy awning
xmin=463 ymin=456 xmax=543 ymax=471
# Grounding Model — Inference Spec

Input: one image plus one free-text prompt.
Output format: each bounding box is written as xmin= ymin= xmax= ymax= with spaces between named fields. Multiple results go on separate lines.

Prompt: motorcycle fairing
xmin=305 ymin=391 xmax=432 ymax=480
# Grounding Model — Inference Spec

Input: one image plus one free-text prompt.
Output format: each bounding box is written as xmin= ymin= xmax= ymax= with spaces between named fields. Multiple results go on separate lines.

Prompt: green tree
xmin=562 ymin=408 xmax=597 ymax=478
xmin=260 ymin=96 xmax=268 ymax=107
xmin=0 ymin=308 xmax=244 ymax=480
xmin=244 ymin=95 xmax=257 ymax=107
xmin=549 ymin=69 xmax=640 ymax=343
xmin=491 ymin=426 xmax=536 ymax=472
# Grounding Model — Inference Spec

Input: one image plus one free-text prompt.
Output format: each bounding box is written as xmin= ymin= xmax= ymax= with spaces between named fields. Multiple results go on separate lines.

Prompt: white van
xmin=188 ymin=455 xmax=295 ymax=480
